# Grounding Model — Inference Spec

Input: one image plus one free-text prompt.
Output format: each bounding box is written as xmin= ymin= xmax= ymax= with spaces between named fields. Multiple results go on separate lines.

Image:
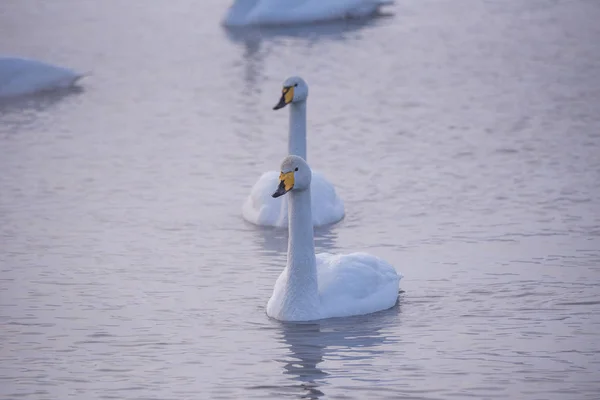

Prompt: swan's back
xmin=0 ymin=56 xmax=83 ymax=98
xmin=223 ymin=0 xmax=394 ymax=26
xmin=316 ymin=252 xmax=401 ymax=319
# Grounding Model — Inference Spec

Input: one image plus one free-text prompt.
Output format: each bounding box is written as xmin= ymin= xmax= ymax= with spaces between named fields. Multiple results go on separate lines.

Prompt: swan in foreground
xmin=223 ymin=0 xmax=394 ymax=27
xmin=0 ymin=56 xmax=84 ymax=98
xmin=266 ymin=155 xmax=402 ymax=321
xmin=243 ymin=76 xmax=345 ymax=228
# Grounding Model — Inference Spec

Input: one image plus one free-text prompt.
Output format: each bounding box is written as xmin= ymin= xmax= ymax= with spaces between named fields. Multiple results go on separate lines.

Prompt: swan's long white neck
xmin=281 ymin=186 xmax=320 ymax=320
xmin=288 ymin=101 xmax=307 ymax=160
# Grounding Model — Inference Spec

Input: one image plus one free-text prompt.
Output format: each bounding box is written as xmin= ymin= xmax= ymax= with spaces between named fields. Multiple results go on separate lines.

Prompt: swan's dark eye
xmin=294 ymin=83 xmax=298 ymax=87
xmin=295 ymin=167 xmax=299 ymax=171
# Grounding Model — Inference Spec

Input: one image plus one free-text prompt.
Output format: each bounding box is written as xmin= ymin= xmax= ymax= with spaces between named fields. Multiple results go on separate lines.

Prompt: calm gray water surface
xmin=1 ymin=1 xmax=600 ymax=399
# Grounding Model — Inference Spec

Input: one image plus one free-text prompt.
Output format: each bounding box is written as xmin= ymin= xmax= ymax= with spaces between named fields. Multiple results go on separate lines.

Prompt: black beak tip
xmin=273 ymin=97 xmax=287 ymax=110
xmin=272 ymin=180 xmax=288 ymax=198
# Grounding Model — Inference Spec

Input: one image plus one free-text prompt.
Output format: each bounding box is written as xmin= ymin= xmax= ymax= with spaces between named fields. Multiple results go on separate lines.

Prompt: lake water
xmin=1 ymin=1 xmax=599 ymax=399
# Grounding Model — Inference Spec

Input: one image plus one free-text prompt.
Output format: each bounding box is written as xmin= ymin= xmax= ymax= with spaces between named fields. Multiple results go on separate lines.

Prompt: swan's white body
xmin=0 ymin=57 xmax=83 ymax=98
xmin=266 ymin=156 xmax=402 ymax=322
xmin=243 ymin=77 xmax=345 ymax=228
xmin=223 ymin=0 xmax=394 ymax=27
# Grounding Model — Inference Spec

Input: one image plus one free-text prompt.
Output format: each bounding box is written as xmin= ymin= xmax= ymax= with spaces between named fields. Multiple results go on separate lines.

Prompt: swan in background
xmin=223 ymin=0 xmax=394 ymax=27
xmin=266 ymin=155 xmax=402 ymax=322
xmin=243 ymin=76 xmax=345 ymax=228
xmin=0 ymin=56 xmax=84 ymax=99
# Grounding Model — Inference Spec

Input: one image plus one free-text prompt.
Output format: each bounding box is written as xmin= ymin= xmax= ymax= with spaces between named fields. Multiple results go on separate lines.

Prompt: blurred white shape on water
xmin=0 ymin=56 xmax=84 ymax=98
xmin=222 ymin=0 xmax=393 ymax=27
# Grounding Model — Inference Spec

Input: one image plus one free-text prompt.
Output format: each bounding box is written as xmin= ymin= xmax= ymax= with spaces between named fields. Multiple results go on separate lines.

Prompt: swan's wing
xmin=310 ymin=171 xmax=345 ymax=226
xmin=285 ymin=0 xmax=393 ymax=18
xmin=242 ymin=171 xmax=288 ymax=227
xmin=316 ymin=252 xmax=402 ymax=318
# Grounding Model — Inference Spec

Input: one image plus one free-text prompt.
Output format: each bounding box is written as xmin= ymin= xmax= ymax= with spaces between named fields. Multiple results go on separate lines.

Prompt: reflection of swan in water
xmin=261 ymin=306 xmax=402 ymax=399
xmin=0 ymin=86 xmax=85 ymax=133
xmin=224 ymin=15 xmax=389 ymax=48
xmin=0 ymin=84 xmax=83 ymax=109
xmin=237 ymin=35 xmax=263 ymax=100
xmin=224 ymin=16 xmax=390 ymax=91
xmin=280 ymin=323 xmax=327 ymax=399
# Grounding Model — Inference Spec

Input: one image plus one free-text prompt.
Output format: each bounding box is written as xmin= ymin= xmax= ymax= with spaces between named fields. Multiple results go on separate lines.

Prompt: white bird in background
xmin=223 ymin=0 xmax=394 ymax=27
xmin=0 ymin=56 xmax=84 ymax=99
xmin=242 ymin=76 xmax=345 ymax=228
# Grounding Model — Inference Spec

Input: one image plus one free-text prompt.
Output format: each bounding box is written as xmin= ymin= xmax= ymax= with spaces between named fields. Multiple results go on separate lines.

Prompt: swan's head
xmin=273 ymin=76 xmax=309 ymax=110
xmin=272 ymin=155 xmax=312 ymax=198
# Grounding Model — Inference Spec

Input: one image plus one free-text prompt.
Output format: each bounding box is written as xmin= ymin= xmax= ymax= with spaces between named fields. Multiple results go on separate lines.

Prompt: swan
xmin=242 ymin=76 xmax=345 ymax=228
xmin=0 ymin=56 xmax=84 ymax=98
xmin=266 ymin=155 xmax=402 ymax=321
xmin=223 ymin=0 xmax=394 ymax=27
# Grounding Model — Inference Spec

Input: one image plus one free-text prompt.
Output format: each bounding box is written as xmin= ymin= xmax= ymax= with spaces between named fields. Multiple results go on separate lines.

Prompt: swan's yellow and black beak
xmin=273 ymin=86 xmax=294 ymax=110
xmin=272 ymin=171 xmax=294 ymax=198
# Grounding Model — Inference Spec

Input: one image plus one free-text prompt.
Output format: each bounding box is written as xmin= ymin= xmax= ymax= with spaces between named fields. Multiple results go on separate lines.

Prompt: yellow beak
xmin=272 ymin=171 xmax=295 ymax=198
xmin=273 ymin=86 xmax=294 ymax=110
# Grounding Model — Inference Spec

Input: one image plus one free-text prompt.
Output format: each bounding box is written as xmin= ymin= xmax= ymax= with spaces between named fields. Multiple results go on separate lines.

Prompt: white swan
xmin=266 ymin=155 xmax=402 ymax=322
xmin=0 ymin=56 xmax=84 ymax=99
xmin=223 ymin=0 xmax=394 ymax=27
xmin=243 ymin=76 xmax=345 ymax=228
